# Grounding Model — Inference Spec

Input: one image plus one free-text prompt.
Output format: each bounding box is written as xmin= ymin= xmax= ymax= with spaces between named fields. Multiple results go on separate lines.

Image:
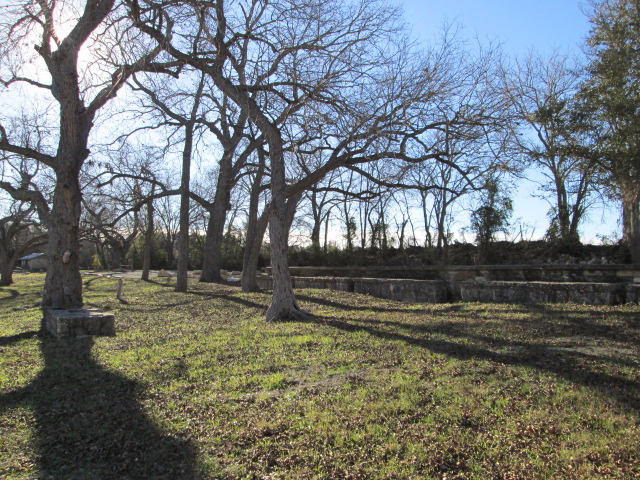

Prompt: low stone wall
xmin=293 ymin=276 xmax=355 ymax=292
xmin=255 ymin=267 xmax=640 ymax=306
xmin=256 ymin=275 xmax=274 ymax=291
xmin=460 ymin=280 xmax=627 ymax=306
xmin=278 ymin=265 xmax=640 ymax=284
xmin=256 ymin=275 xmax=448 ymax=303
xmin=268 ymin=265 xmax=640 ymax=302
xmin=353 ymin=278 xmax=448 ymax=303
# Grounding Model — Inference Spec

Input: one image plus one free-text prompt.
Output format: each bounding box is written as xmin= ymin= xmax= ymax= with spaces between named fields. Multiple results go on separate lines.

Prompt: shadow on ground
xmin=293 ymin=297 xmax=640 ymax=414
xmin=0 ymin=336 xmax=202 ymax=479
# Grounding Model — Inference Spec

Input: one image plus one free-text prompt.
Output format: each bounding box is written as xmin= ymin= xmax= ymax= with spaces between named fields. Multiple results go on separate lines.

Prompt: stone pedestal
xmin=44 ymin=309 xmax=115 ymax=338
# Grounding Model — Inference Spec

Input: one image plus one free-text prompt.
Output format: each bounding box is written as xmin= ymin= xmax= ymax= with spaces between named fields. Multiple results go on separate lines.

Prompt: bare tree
xmin=239 ymin=146 xmax=271 ymax=292
xmin=0 ymin=0 xmax=176 ymax=308
xmin=0 ymin=200 xmax=47 ymax=285
xmin=128 ymin=68 xmax=207 ymax=290
xmin=299 ymin=164 xmax=341 ymax=251
xmin=131 ymin=1 xmax=510 ymax=320
xmin=196 ymin=98 xmax=260 ymax=283
xmin=503 ymin=51 xmax=595 ymax=243
xmin=131 ymin=0 xmax=407 ymax=319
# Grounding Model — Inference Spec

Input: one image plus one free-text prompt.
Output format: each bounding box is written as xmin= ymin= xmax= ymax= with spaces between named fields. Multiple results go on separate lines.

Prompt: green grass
xmin=1 ymin=273 xmax=639 ymax=479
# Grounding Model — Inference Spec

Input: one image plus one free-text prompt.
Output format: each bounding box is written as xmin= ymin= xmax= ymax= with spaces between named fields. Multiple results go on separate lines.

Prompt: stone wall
xmin=256 ymin=266 xmax=640 ymax=306
xmin=278 ymin=264 xmax=640 ymax=284
xmin=460 ymin=280 xmax=627 ymax=306
xmin=256 ymin=275 xmax=448 ymax=304
xmin=353 ymin=278 xmax=448 ymax=303
xmin=293 ymin=276 xmax=354 ymax=292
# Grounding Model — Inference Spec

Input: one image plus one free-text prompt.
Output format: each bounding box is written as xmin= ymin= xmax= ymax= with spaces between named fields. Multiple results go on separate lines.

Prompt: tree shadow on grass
xmin=296 ymin=313 xmax=640 ymax=414
xmin=189 ymin=289 xmax=267 ymax=310
xmin=0 ymin=288 xmax=22 ymax=303
xmin=295 ymin=293 xmax=422 ymax=315
xmin=117 ymin=290 xmax=267 ymax=316
xmin=0 ymin=330 xmax=39 ymax=346
xmin=0 ymin=336 xmax=202 ymax=479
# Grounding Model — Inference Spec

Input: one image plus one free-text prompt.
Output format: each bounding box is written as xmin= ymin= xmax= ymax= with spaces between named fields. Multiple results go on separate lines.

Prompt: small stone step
xmin=44 ymin=308 xmax=115 ymax=338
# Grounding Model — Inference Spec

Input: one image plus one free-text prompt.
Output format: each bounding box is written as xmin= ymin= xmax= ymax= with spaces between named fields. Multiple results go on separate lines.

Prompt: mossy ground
xmin=1 ymin=273 xmax=639 ymax=479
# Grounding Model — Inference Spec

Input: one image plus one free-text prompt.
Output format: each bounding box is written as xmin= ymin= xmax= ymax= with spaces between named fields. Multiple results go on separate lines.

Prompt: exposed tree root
xmin=265 ymin=302 xmax=312 ymax=322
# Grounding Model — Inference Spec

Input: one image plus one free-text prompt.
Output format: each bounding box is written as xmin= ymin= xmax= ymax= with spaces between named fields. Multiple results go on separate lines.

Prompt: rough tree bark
xmin=0 ymin=204 xmax=47 ymax=286
xmin=44 ymin=163 xmax=86 ymax=307
xmin=175 ymin=75 xmax=205 ymax=292
xmin=622 ymin=183 xmax=640 ymax=263
xmin=0 ymin=0 xmax=170 ymax=308
xmin=0 ymin=257 xmax=15 ymax=287
xmin=241 ymin=208 xmax=270 ymax=293
xmin=198 ymin=108 xmax=254 ymax=283
xmin=175 ymin=123 xmax=195 ymax=292
xmin=241 ymin=149 xmax=269 ymax=292
xmin=141 ymin=190 xmax=155 ymax=281
xmin=199 ymin=165 xmax=233 ymax=283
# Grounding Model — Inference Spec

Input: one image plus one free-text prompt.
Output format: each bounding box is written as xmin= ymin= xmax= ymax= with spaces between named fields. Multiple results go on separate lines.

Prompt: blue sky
xmin=398 ymin=1 xmax=620 ymax=242
xmin=401 ymin=0 xmax=590 ymax=53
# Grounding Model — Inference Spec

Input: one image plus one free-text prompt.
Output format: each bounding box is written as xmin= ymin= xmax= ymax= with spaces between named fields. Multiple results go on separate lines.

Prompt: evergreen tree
xmin=580 ymin=0 xmax=640 ymax=261
xmin=470 ymin=179 xmax=512 ymax=263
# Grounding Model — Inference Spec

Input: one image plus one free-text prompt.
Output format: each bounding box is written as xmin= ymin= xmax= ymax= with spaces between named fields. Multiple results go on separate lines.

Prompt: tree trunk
xmin=141 ymin=195 xmax=154 ymax=281
xmin=622 ymin=186 xmax=640 ymax=263
xmin=266 ymin=208 xmax=299 ymax=321
xmin=422 ymin=194 xmax=433 ymax=249
xmin=323 ymin=213 xmax=331 ymax=253
xmin=175 ymin=122 xmax=195 ymax=293
xmin=0 ymin=254 xmax=13 ymax=286
xmin=554 ymin=174 xmax=572 ymax=242
xmin=207 ymin=53 xmax=302 ymax=319
xmin=359 ymin=202 xmax=369 ymax=249
xmin=265 ymin=137 xmax=304 ymax=321
xmin=380 ymin=209 xmax=388 ymax=251
xmin=163 ymin=236 xmax=176 ymax=269
xmin=175 ymin=75 xmax=205 ymax=292
xmin=310 ymin=191 xmax=322 ymax=247
xmin=343 ymin=202 xmax=354 ymax=253
xmin=241 ymin=152 xmax=267 ymax=293
xmin=398 ymin=219 xmax=406 ymax=251
xmin=199 ymin=181 xmax=231 ymax=283
xmin=437 ymin=200 xmax=450 ymax=263
xmin=284 ymin=193 xmax=302 ymax=241
xmin=42 ymin=166 xmax=84 ymax=309
xmin=310 ymin=222 xmax=321 ymax=248
xmin=568 ymin=173 xmax=591 ymax=243
xmin=96 ymin=242 xmax=107 ymax=271
xmin=241 ymin=208 xmax=270 ymax=292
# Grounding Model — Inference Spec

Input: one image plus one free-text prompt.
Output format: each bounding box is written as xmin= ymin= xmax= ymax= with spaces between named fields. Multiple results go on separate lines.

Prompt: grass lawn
xmin=0 ymin=273 xmax=639 ymax=479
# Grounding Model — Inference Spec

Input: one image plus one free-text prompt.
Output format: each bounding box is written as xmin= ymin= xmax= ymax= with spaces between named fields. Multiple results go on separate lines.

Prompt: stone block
xmin=45 ymin=309 xmax=115 ymax=338
xmin=626 ymin=283 xmax=640 ymax=304
xmin=256 ymin=276 xmax=273 ymax=290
